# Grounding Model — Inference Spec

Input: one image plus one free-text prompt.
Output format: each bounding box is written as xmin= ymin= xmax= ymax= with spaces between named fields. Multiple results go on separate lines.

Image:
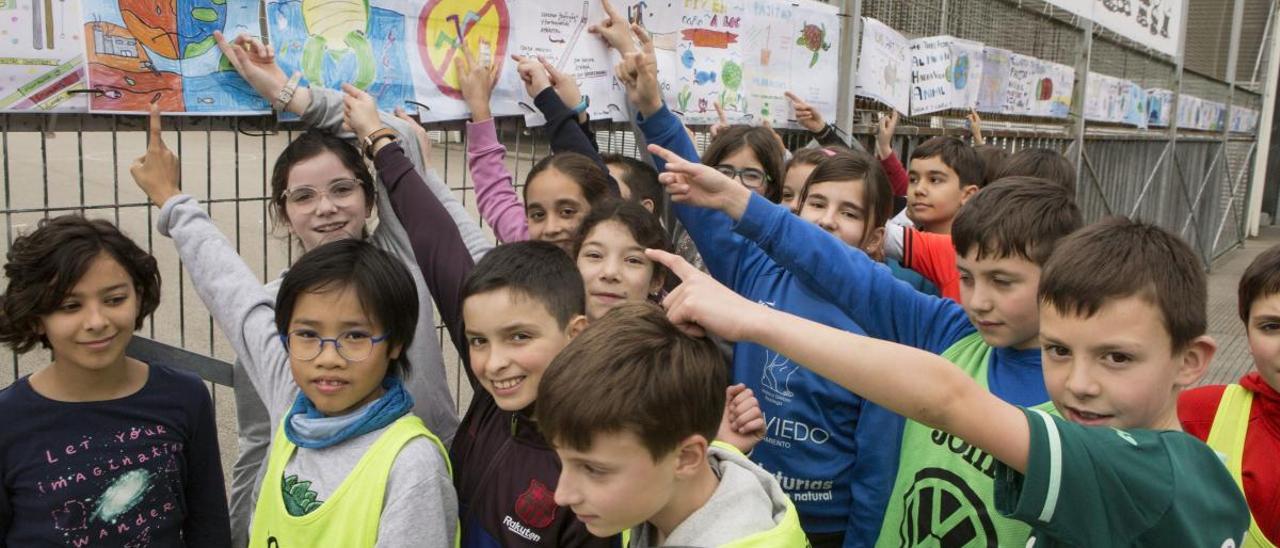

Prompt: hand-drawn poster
xmin=975 ymin=46 xmax=1009 ymax=113
xmin=1176 ymin=94 xmax=1199 ymax=129
xmin=672 ymin=0 xmax=747 ymax=125
xmin=80 ymin=0 xmax=268 ymax=113
xmin=1001 ymin=52 xmax=1038 ymax=116
xmin=1091 ymin=0 xmax=1181 ymax=57
xmin=1146 ymin=88 xmax=1172 ymax=127
xmin=742 ymin=0 xmax=839 ymax=127
xmin=1084 ymin=71 xmax=1125 ymax=123
xmin=266 ymin=0 xmax=414 ymax=112
xmin=407 ymin=0 xmax=526 ymax=122
xmin=1 ymin=0 xmax=88 ymax=111
xmin=908 ymin=35 xmax=952 ymax=116
xmin=1032 ymin=61 xmax=1073 ymax=118
xmin=1229 ymin=106 xmax=1258 ymax=133
xmin=1120 ymin=79 xmax=1147 ymax=128
xmin=949 ymin=37 xmax=983 ymax=111
xmin=855 ymin=17 xmax=909 ymax=114
xmin=511 ymin=0 xmax=628 ymax=126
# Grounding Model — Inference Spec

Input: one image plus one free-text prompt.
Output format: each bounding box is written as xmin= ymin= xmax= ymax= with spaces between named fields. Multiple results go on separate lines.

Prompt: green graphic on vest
xmin=281 ymin=475 xmax=322 ymax=516
xmin=897 ymin=467 xmax=997 ymax=547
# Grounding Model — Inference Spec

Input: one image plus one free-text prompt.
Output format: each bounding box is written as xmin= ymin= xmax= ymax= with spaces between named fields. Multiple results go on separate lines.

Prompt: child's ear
xmin=1174 ymin=335 xmax=1217 ymax=389
xmin=861 ymin=225 xmax=886 ymax=260
xmin=387 ymin=343 xmax=404 ymax=361
xmin=566 ymin=314 xmax=589 ymax=339
xmin=673 ymin=434 xmax=710 ymax=479
xmin=959 ymin=184 xmax=980 ymax=204
xmin=648 ymin=270 xmax=666 ymax=297
xmin=641 ymin=198 xmax=656 ymax=214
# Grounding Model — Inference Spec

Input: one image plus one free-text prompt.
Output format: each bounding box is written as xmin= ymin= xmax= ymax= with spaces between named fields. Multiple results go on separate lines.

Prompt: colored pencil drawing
xmin=795 ymin=22 xmax=829 ymax=68
xmin=1 ymin=0 xmax=88 ymax=111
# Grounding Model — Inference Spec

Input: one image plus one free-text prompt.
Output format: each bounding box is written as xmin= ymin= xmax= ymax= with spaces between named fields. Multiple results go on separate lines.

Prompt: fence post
xmin=835 ymin=0 xmax=863 ymax=141
xmin=1247 ymin=0 xmax=1280 ymax=233
xmin=1068 ymin=17 xmax=1092 ymax=199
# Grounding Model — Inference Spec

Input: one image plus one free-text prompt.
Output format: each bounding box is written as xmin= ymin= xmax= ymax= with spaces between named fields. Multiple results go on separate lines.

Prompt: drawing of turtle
xmin=795 ymin=22 xmax=830 ymax=68
xmin=301 ymin=0 xmax=376 ymax=89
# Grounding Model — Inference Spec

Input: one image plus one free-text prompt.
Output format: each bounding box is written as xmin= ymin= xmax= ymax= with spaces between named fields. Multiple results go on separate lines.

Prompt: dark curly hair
xmin=0 ymin=215 xmax=161 ymax=353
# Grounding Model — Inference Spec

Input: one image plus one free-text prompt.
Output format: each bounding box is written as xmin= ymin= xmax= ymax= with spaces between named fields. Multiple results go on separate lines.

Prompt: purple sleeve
xmin=375 ymin=142 xmax=476 ymax=359
xmin=467 ymin=119 xmax=531 ymax=243
xmin=533 ymin=88 xmax=621 ymax=196
xmin=182 ymin=383 xmax=232 ymax=547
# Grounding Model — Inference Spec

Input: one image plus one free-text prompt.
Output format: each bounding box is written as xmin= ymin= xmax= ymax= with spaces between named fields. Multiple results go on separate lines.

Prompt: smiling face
xmin=907 ymin=155 xmax=977 ymax=234
xmin=527 ymin=168 xmax=591 ymax=253
xmin=286 ymin=285 xmax=398 ymax=416
xmin=283 ymin=151 xmax=373 ymax=251
xmin=957 ymin=249 xmax=1042 ymax=350
xmin=577 ymin=220 xmax=663 ymax=322
xmin=38 ymin=252 xmax=139 ymax=374
xmin=1040 ymin=294 xmax=1214 ymax=430
xmin=553 ymin=430 xmax=682 ymax=538
xmin=799 ymin=179 xmax=883 ymax=254
xmin=463 ymin=288 xmax=586 ymax=411
xmin=717 ymin=147 xmax=769 ymax=197
xmin=781 ymin=163 xmax=815 ymax=213
xmin=1246 ymin=292 xmax=1280 ymax=392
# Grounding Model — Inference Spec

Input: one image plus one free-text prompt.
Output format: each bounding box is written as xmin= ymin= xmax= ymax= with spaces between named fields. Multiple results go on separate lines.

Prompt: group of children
xmin=0 ymin=1 xmax=1275 ymax=546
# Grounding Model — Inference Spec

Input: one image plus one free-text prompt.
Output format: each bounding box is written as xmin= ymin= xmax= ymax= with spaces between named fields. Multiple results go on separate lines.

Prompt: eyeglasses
xmin=281 ymin=330 xmax=389 ymax=362
xmin=280 ymin=179 xmax=367 ymax=210
xmin=713 ymin=165 xmax=769 ymax=190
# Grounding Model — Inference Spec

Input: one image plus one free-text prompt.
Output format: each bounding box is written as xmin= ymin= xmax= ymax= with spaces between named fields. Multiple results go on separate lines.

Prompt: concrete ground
xmin=1197 ymin=224 xmax=1280 ymax=386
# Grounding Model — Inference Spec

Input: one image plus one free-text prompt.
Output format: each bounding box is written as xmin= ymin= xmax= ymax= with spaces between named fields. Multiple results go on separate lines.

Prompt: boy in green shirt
xmin=646 ymin=215 xmax=1249 ymax=546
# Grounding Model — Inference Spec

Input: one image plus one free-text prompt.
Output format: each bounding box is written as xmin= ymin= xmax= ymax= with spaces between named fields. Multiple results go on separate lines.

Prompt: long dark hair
xmin=574 ymin=198 xmax=672 ymax=291
xmin=702 ymin=126 xmax=786 ymax=203
xmin=269 ymin=130 xmax=375 ymax=227
xmin=524 ymin=152 xmax=612 ymax=207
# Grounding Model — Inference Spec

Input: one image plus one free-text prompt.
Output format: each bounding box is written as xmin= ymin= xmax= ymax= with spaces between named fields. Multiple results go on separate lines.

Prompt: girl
xmin=0 ymin=215 xmax=230 ymax=546
xmin=782 ymin=146 xmax=840 ymax=213
xmin=574 ymin=198 xmax=672 ymax=321
xmin=457 ymin=43 xmax=620 ymax=252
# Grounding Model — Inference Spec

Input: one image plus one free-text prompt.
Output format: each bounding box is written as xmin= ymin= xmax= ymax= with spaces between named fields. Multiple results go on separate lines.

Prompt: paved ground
xmin=1197 ymin=224 xmax=1280 ymax=386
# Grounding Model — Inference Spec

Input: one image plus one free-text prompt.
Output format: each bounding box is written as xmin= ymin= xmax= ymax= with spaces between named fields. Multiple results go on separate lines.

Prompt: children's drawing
xmin=1035 ymin=61 xmax=1073 ymax=118
xmin=855 ymin=17 xmax=909 ymax=114
xmin=1120 ymin=79 xmax=1147 ymax=128
xmin=510 ymin=0 xmax=627 ymax=125
xmin=909 ymin=35 xmax=952 ymax=116
xmin=1 ymin=0 xmax=88 ymax=111
xmin=1001 ymin=52 xmax=1038 ymax=116
xmin=1147 ymin=88 xmax=1172 ymax=127
xmin=975 ymin=47 xmax=1009 ymax=113
xmin=81 ymin=0 xmax=268 ymax=113
xmin=674 ymin=0 xmax=745 ymax=124
xmin=795 ymin=22 xmax=829 ymax=67
xmin=408 ymin=0 xmax=525 ymax=122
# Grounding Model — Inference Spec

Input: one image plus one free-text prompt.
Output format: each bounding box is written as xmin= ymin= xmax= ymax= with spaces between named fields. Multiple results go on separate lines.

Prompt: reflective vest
xmin=1206 ymin=385 xmax=1274 ymax=548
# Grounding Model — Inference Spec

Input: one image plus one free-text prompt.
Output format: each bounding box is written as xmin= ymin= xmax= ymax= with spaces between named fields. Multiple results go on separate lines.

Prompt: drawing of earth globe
xmin=952 ymin=54 xmax=969 ymax=89
xmin=177 ymin=0 xmax=228 ymax=59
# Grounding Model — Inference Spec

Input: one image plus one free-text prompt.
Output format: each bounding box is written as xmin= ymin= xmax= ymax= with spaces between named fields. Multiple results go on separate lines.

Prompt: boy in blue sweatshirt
xmin=649 ymin=139 xmax=1082 ymax=547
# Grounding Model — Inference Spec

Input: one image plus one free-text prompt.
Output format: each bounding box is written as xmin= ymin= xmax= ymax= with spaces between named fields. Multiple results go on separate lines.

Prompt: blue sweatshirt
xmin=733 ymin=191 xmax=1047 ymax=547
xmin=638 ymin=105 xmax=889 ymax=537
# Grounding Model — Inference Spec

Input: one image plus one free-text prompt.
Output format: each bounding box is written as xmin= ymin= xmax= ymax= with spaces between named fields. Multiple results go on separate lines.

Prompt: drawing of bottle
xmin=32 ymin=0 xmax=44 ymax=50
xmin=760 ymin=26 xmax=771 ymax=66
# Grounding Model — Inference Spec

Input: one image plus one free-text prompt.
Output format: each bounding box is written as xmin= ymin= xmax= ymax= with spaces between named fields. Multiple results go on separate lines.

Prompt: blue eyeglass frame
xmin=278 ymin=332 xmax=391 ymax=362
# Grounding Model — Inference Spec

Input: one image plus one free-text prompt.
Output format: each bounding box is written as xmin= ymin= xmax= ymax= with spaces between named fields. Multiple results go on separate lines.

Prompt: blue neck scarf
xmin=284 ymin=377 xmax=414 ymax=449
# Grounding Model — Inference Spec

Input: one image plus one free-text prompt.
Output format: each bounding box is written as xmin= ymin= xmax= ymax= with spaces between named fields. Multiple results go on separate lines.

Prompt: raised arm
xmin=650 ymin=249 xmax=1031 ymax=473
xmin=513 ymin=55 xmax=620 ymax=196
xmin=875 ymin=111 xmax=909 ymax=197
xmin=456 ymin=42 xmax=530 ymax=244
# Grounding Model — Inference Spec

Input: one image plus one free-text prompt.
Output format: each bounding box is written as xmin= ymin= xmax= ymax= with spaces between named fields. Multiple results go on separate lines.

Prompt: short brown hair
xmin=702 ymin=125 xmax=786 ymax=203
xmin=993 ymin=147 xmax=1076 ymax=197
xmin=0 ymin=215 xmax=161 ymax=353
xmin=800 ymin=148 xmax=894 ymax=232
xmin=1238 ymin=244 xmax=1280 ymax=322
xmin=909 ymin=136 xmax=984 ymax=188
xmin=535 ymin=303 xmax=727 ymax=460
xmin=973 ymin=144 xmax=1010 ymax=186
xmin=1039 ymin=217 xmax=1207 ymax=352
xmin=951 ymin=177 xmax=1082 ymax=265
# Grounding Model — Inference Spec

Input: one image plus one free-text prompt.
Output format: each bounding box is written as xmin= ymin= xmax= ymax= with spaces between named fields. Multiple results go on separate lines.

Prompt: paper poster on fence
xmin=670 ymin=0 xmax=747 ymax=125
xmin=1033 ymin=61 xmax=1073 ymax=118
xmin=404 ymin=0 xmax=526 ymax=122
xmin=1091 ymin=0 xmax=1181 ymax=57
xmin=1230 ymin=106 xmax=1259 ymax=134
xmin=1084 ymin=72 xmax=1124 ymax=123
xmin=908 ymin=36 xmax=952 ymax=116
xmin=1176 ymin=94 xmax=1199 ymax=129
xmin=743 ymin=0 xmax=840 ymax=127
xmin=976 ymin=47 xmax=1009 ymax=113
xmin=1146 ymin=88 xmax=1172 ymax=127
xmin=950 ymin=38 xmax=984 ymax=111
xmin=855 ymin=17 xmax=909 ymax=114
xmin=80 ymin=0 xmax=268 ymax=113
xmin=1120 ymin=80 xmax=1147 ymax=128
xmin=1001 ymin=52 xmax=1039 ymax=116
xmin=0 ymin=0 xmax=88 ymax=111
xmin=511 ymin=0 xmax=628 ymax=126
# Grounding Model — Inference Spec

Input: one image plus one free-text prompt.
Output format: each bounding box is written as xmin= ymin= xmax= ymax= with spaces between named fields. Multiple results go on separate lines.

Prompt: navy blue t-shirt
xmin=0 ymin=363 xmax=230 ymax=547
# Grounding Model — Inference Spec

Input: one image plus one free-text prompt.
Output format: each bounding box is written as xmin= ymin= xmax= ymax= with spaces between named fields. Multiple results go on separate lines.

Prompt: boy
xmin=603 ymin=153 xmax=665 ymax=219
xmin=1179 ymin=243 xmax=1280 ymax=546
xmin=905 ymin=136 xmax=983 ymax=235
xmin=648 ymin=215 xmax=1250 ymax=546
xmin=652 ymin=142 xmax=1079 ymax=547
xmin=451 ymin=241 xmax=612 ymax=546
xmin=535 ymin=303 xmax=808 ymax=547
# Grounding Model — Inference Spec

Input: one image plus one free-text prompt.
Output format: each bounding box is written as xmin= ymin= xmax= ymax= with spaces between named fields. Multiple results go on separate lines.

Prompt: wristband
xmin=571 ymin=96 xmax=590 ymax=116
xmin=363 ymin=127 xmax=398 ymax=157
xmin=272 ymin=72 xmax=302 ymax=112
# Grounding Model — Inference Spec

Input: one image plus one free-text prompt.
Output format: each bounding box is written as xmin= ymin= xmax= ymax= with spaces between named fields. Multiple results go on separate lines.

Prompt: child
xmin=458 ymin=43 xmax=618 ymax=252
xmin=535 ymin=303 xmax=807 ymax=546
xmin=650 ymin=146 xmax=1081 ymax=547
xmin=450 ymin=241 xmax=614 ymax=546
xmin=648 ymin=215 xmax=1250 ymax=546
xmin=249 ymin=239 xmax=456 ymax=546
xmin=781 ymin=147 xmax=838 ymax=214
xmin=603 ymin=153 xmax=665 ymax=219
xmin=1179 ymin=243 xmax=1280 ymax=546
xmin=904 ymin=136 xmax=983 ymax=234
xmin=0 ymin=215 xmax=230 ymax=546
xmin=575 ymin=198 xmax=671 ymax=321
xmin=993 ymin=147 xmax=1077 ymax=196
xmin=974 ymin=144 xmax=1011 ymax=186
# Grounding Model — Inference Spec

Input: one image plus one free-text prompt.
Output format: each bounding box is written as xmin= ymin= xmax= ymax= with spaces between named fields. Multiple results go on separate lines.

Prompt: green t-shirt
xmin=994 ymin=408 xmax=1250 ymax=547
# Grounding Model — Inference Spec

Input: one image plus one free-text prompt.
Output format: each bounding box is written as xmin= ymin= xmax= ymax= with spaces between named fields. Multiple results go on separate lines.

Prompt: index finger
xmin=645 ymin=143 xmax=691 ymax=167
xmin=458 ymin=37 xmax=477 ymax=71
xmin=601 ymin=0 xmax=622 ymax=21
xmin=645 ymin=248 xmax=700 ymax=282
xmin=714 ymin=101 xmax=727 ymax=124
xmin=784 ymin=91 xmax=802 ymax=104
xmin=147 ymin=102 xmax=164 ymax=151
xmin=632 ymin=23 xmax=653 ymax=53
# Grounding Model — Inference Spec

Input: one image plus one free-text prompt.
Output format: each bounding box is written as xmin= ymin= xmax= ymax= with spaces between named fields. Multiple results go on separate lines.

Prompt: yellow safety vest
xmin=1206 ymin=385 xmax=1274 ymax=548
xmin=249 ymin=414 xmax=456 ymax=547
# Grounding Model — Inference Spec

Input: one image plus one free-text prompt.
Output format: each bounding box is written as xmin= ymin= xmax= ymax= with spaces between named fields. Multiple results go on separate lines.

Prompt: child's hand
xmin=512 ymin=54 xmax=553 ymax=101
xmin=648 ymin=143 xmax=751 ymax=219
xmin=341 ymin=84 xmax=383 ymax=143
xmin=647 ymin=248 xmax=766 ymax=342
xmin=785 ymin=91 xmax=826 ymax=134
xmin=395 ymin=107 xmax=433 ymax=168
xmin=130 ymin=104 xmax=181 ymax=208
xmin=967 ymin=107 xmax=985 ymax=145
xmin=537 ymin=56 xmax=585 ymax=119
xmin=456 ymin=42 xmax=495 ymax=122
xmin=709 ymin=101 xmax=730 ymax=139
xmin=717 ymin=384 xmax=766 ymax=454
xmin=614 ymin=25 xmax=662 ymax=117
xmin=875 ymin=110 xmax=899 ymax=160
xmin=589 ymin=0 xmax=636 ymax=54
xmin=214 ymin=30 xmax=302 ymax=111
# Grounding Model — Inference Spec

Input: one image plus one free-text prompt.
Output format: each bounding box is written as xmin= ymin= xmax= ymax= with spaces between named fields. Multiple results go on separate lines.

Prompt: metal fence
xmin=0 ymin=0 xmax=1274 ymax=408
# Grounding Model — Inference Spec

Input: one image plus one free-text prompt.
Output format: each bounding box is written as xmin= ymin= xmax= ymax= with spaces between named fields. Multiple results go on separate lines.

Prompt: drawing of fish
xmin=681 ymin=29 xmax=737 ymax=49
xmin=694 ymin=70 xmax=716 ymax=85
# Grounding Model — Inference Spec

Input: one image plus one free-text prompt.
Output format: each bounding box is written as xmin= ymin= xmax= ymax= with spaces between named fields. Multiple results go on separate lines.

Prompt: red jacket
xmin=1179 ymin=372 xmax=1280 ymax=544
